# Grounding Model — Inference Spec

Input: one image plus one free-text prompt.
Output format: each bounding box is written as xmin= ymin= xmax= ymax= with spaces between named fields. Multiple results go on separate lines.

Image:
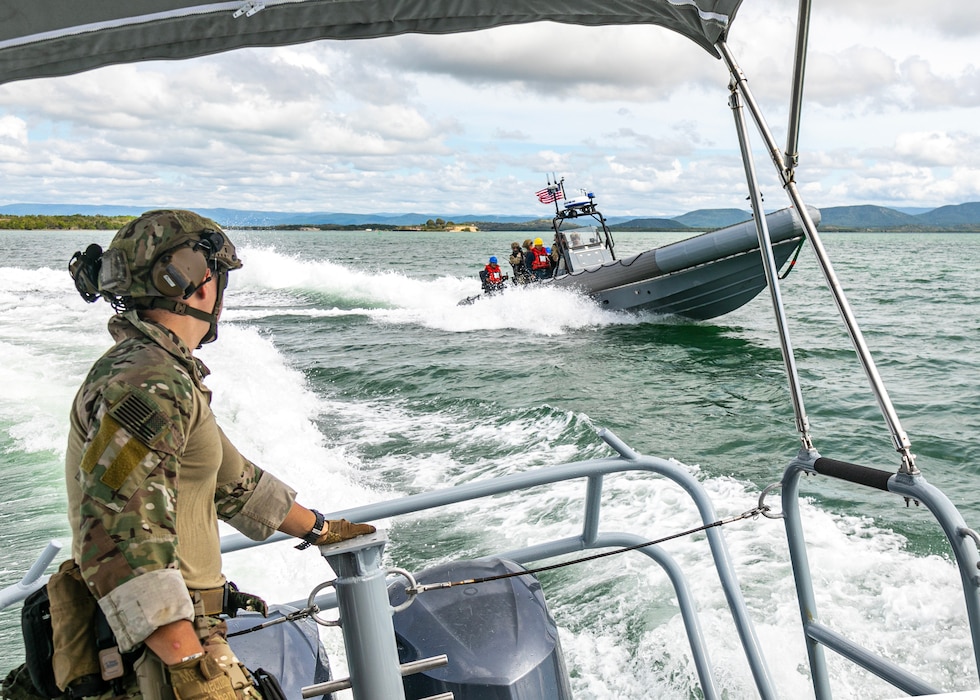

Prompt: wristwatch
xmin=295 ymin=509 xmax=325 ymax=550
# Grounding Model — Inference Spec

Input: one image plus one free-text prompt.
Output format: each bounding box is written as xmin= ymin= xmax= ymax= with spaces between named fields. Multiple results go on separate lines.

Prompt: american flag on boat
xmin=536 ymin=182 xmax=564 ymax=204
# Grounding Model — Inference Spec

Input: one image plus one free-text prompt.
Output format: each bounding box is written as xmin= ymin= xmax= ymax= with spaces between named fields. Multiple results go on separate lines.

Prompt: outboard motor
xmin=226 ymin=604 xmax=333 ymax=699
xmin=389 ymin=557 xmax=572 ymax=700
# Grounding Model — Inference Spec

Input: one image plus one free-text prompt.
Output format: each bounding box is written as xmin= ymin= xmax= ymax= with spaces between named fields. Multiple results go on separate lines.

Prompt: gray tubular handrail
xmin=220 ymin=429 xmax=777 ymax=700
xmin=0 ymin=539 xmax=62 ymax=609
xmin=782 ymin=451 xmax=980 ymax=698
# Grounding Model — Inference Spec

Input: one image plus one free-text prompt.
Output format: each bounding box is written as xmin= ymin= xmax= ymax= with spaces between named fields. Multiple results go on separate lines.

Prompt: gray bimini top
xmin=0 ymin=0 xmax=744 ymax=85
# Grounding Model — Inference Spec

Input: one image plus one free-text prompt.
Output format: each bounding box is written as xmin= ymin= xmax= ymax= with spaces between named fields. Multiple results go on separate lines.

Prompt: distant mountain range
xmin=616 ymin=203 xmax=980 ymax=231
xmin=3 ymin=202 xmax=980 ymax=231
xmin=814 ymin=203 xmax=980 ymax=230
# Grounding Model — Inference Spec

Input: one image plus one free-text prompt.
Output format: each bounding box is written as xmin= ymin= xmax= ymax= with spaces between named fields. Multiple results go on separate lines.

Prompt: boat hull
xmin=551 ymin=205 xmax=818 ymax=319
xmin=589 ymin=236 xmax=802 ymax=319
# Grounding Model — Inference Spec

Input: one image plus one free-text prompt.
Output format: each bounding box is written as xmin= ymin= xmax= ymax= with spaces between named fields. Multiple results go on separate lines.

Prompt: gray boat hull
xmin=551 ymin=205 xmax=818 ymax=319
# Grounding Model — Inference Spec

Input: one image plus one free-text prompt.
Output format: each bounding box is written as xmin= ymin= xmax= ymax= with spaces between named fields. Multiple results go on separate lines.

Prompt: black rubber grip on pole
xmin=812 ymin=458 xmax=893 ymax=491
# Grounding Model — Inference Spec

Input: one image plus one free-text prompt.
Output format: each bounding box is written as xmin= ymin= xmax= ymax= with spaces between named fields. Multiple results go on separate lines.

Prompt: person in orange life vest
xmin=529 ymin=238 xmax=551 ymax=281
xmin=480 ymin=256 xmax=507 ymax=294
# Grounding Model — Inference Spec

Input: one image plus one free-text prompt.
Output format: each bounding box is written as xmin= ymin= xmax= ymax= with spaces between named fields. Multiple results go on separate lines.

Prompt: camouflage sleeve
xmin=97 ymin=570 xmax=193 ymax=652
xmin=214 ymin=426 xmax=297 ymax=540
xmin=75 ymin=377 xmax=194 ymax=649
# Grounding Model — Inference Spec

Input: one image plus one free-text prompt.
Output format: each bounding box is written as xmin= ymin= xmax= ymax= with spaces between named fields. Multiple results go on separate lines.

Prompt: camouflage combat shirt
xmin=64 ymin=311 xmax=296 ymax=651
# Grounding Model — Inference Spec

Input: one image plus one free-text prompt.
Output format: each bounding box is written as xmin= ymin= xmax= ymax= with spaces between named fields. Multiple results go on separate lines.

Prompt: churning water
xmin=1 ymin=227 xmax=979 ymax=698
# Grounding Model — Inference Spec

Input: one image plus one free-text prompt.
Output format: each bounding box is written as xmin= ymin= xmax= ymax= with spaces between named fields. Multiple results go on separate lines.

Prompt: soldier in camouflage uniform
xmin=1 ymin=210 xmax=374 ymax=700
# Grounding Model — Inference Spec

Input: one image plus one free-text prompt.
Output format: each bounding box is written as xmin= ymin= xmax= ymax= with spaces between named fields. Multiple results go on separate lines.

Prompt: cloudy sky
xmin=1 ymin=0 xmax=978 ymax=218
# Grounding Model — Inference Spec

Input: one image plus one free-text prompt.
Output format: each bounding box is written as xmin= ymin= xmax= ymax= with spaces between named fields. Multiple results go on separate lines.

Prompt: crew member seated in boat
xmin=3 ymin=210 xmax=376 ymax=700
xmin=480 ymin=256 xmax=507 ymax=294
xmin=509 ymin=242 xmax=531 ymax=284
xmin=529 ymin=237 xmax=552 ymax=281
xmin=549 ymin=234 xmax=565 ymax=277
xmin=521 ymin=238 xmax=534 ymax=274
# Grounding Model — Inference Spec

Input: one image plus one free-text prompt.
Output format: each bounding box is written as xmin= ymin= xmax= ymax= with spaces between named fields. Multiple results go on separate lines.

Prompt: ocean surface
xmin=1 ymin=227 xmax=979 ymax=698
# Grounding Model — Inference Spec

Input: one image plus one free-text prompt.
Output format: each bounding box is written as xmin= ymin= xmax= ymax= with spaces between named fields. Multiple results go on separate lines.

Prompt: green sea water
xmin=1 ymin=228 xmax=978 ymax=697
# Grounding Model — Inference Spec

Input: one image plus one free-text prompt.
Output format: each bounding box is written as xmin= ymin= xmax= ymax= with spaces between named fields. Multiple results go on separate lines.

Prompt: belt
xmin=67 ymin=674 xmax=107 ymax=699
xmin=188 ymin=582 xmax=268 ymax=618
xmin=189 ymin=586 xmax=226 ymax=617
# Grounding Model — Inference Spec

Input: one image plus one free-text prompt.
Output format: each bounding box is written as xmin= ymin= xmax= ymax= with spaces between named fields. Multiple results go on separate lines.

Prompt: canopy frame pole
xmin=727 ymin=78 xmax=812 ymax=449
xmin=715 ymin=37 xmax=917 ymax=475
xmin=784 ymin=0 xmax=813 ymax=175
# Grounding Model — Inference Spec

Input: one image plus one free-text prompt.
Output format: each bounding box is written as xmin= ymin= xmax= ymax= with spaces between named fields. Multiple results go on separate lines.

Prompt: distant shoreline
xmin=2 ymin=213 xmax=978 ymax=234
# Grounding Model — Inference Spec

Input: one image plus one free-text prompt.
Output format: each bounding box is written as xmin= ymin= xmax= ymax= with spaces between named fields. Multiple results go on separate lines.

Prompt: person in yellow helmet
xmin=529 ymin=237 xmax=552 ymax=281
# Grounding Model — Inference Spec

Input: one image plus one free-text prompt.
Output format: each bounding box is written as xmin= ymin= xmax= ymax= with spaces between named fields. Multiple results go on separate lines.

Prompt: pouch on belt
xmin=47 ymin=560 xmax=100 ymax=693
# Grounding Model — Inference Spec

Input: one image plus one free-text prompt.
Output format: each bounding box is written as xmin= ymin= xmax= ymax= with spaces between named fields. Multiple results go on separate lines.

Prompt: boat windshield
xmin=565 ymin=227 xmax=604 ymax=249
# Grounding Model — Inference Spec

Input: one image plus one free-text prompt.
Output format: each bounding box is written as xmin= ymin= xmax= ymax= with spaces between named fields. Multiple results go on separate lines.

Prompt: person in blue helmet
xmin=479 ymin=256 xmax=507 ymax=294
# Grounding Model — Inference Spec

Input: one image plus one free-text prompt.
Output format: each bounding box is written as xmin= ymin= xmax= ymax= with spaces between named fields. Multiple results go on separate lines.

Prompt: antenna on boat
xmin=538 ymin=173 xmax=565 ymax=214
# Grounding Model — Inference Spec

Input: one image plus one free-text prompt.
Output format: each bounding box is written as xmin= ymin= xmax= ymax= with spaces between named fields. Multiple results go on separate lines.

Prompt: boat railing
xmin=218 ymin=427 xmax=779 ymax=700
xmin=6 ymin=431 xmax=980 ymax=698
xmin=2 ymin=428 xmax=775 ymax=700
xmin=0 ymin=540 xmax=62 ymax=609
xmin=718 ymin=26 xmax=980 ymax=695
xmin=212 ymin=432 xmax=980 ymax=698
xmin=781 ymin=450 xmax=980 ymax=698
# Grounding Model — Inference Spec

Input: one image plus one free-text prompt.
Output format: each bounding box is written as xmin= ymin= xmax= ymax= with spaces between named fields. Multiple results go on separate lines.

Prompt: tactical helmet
xmin=70 ymin=210 xmax=241 ymax=308
xmin=101 ymin=210 xmax=241 ymax=301
xmin=70 ymin=210 xmax=243 ymax=345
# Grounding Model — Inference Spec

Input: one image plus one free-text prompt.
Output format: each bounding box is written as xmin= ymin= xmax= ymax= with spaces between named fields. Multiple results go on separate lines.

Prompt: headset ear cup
xmin=68 ymin=244 xmax=104 ymax=303
xmin=151 ymin=245 xmax=209 ymax=298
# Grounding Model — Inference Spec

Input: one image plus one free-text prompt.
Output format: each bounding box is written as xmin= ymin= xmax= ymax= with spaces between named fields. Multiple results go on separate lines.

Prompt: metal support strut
xmin=300 ymin=529 xmax=438 ymax=700
xmin=716 ymin=38 xmax=917 ymax=474
xmin=728 ymin=78 xmax=813 ymax=450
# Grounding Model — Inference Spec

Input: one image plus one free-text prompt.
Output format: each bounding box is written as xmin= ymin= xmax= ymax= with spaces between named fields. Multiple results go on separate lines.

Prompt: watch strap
xmin=295 ymin=509 xmax=326 ymax=550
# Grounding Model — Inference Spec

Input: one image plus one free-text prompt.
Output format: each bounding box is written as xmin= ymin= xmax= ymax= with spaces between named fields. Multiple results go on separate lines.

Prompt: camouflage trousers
xmin=1 ymin=617 xmax=262 ymax=700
